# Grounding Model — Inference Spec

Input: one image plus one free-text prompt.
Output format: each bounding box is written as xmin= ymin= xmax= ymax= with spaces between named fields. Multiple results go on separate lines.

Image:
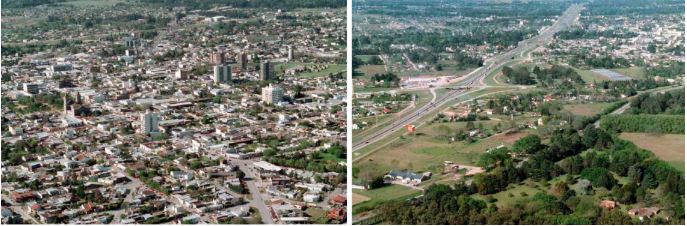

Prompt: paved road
xmin=235 ymin=159 xmax=274 ymax=224
xmin=352 ymin=4 xmax=584 ymax=153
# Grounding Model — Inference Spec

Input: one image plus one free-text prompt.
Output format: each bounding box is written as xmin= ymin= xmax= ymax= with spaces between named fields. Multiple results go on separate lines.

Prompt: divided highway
xmin=352 ymin=4 xmax=584 ymax=154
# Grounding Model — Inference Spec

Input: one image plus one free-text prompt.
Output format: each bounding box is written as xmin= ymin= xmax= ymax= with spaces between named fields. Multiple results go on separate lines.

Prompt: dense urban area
xmin=352 ymin=0 xmax=684 ymax=225
xmin=1 ymin=0 xmax=347 ymax=224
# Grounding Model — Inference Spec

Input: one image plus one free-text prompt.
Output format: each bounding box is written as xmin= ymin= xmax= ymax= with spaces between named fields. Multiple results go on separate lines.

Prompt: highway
xmin=352 ymin=4 xmax=584 ymax=153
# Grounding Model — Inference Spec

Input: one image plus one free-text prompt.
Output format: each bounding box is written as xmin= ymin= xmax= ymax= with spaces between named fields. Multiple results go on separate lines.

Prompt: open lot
xmin=563 ymin=102 xmax=612 ymax=116
xmin=619 ymin=132 xmax=685 ymax=171
xmin=356 ymin=119 xmax=533 ymax=176
xmin=612 ymin=67 xmax=647 ymax=79
xmin=358 ymin=65 xmax=386 ymax=76
xmin=573 ymin=68 xmax=610 ymax=83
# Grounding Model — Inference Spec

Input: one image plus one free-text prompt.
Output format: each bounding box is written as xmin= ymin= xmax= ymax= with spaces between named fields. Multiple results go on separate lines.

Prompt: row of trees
xmin=600 ymin=114 xmax=684 ymax=134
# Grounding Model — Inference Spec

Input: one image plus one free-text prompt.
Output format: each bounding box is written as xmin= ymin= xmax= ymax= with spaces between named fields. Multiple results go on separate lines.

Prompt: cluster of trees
xmin=0 ymin=0 xmax=66 ymax=8
xmin=555 ymin=29 xmax=638 ymax=40
xmin=357 ymin=29 xmax=533 ymax=55
xmin=2 ymin=94 xmax=63 ymax=114
xmin=628 ymin=90 xmax=684 ymax=115
xmin=484 ymin=91 xmax=547 ymax=114
xmin=583 ymin=0 xmax=684 ymax=15
xmin=1 ymin=139 xmax=50 ymax=165
xmin=646 ymin=61 xmax=684 ymax=78
xmin=596 ymin=79 xmax=671 ymax=98
xmin=568 ymin=53 xmax=630 ymax=69
xmin=407 ymin=51 xmax=438 ymax=64
xmin=502 ymin=66 xmax=535 ymax=85
xmin=264 ymin=151 xmax=346 ymax=174
xmin=377 ymin=124 xmax=684 ymax=224
xmin=139 ymin=0 xmax=345 ymax=10
xmin=533 ymin=65 xmax=585 ymax=87
xmin=352 ymin=55 xmax=383 ymax=71
xmin=559 ymin=139 xmax=684 ymax=206
xmin=600 ymin=114 xmax=684 ymax=134
xmin=453 ymin=52 xmax=484 ymax=69
xmin=358 ymin=0 xmax=565 ymax=19
xmin=127 ymin=168 xmax=171 ymax=195
xmin=370 ymin=72 xmax=400 ymax=88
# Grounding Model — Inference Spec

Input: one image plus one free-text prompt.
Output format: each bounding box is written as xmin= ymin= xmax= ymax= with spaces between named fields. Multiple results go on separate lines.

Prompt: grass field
xmin=472 ymin=180 xmax=545 ymax=208
xmin=299 ymin=64 xmax=345 ymax=78
xmin=612 ymin=67 xmax=647 ymax=79
xmin=353 ymin=87 xmax=520 ymax=161
xmin=358 ymin=65 xmax=386 ymax=76
xmin=563 ymin=102 xmax=612 ymax=116
xmin=619 ymin=133 xmax=685 ymax=171
xmin=574 ymin=68 xmax=610 ymax=83
xmin=356 ymin=119 xmax=532 ymax=175
xmin=353 ymin=185 xmax=422 ymax=214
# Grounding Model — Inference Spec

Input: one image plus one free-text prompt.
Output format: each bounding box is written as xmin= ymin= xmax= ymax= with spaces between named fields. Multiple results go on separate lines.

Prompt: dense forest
xmin=374 ymin=125 xmax=684 ymax=224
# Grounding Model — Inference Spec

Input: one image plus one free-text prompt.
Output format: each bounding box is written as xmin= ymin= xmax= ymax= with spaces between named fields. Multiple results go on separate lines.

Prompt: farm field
xmin=619 ymin=132 xmax=685 ymax=171
xmin=563 ymin=102 xmax=612 ymax=116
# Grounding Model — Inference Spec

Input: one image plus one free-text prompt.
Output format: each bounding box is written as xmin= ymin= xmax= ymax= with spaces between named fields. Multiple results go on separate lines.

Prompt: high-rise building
xmin=237 ymin=52 xmax=248 ymax=70
xmin=288 ymin=45 xmax=293 ymax=61
xmin=260 ymin=61 xmax=271 ymax=81
xmin=141 ymin=112 xmax=160 ymax=134
xmin=124 ymin=37 xmax=139 ymax=48
xmin=210 ymin=51 xmax=225 ymax=65
xmin=261 ymin=84 xmax=283 ymax=104
xmin=175 ymin=69 xmax=188 ymax=80
xmin=213 ymin=64 xmax=231 ymax=84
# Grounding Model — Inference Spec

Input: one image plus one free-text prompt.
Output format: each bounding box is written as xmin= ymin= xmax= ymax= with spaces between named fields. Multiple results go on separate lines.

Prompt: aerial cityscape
xmin=1 ymin=0 xmax=347 ymax=224
xmin=352 ymin=0 xmax=684 ymax=224
xmin=1 ymin=0 xmax=686 ymax=225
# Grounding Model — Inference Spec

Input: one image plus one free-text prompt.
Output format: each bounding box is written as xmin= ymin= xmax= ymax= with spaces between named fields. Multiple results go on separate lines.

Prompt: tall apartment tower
xmin=141 ymin=111 xmax=159 ymax=134
xmin=260 ymin=61 xmax=271 ymax=81
xmin=287 ymin=45 xmax=293 ymax=61
xmin=237 ymin=52 xmax=248 ymax=70
xmin=210 ymin=51 xmax=225 ymax=65
xmin=261 ymin=84 xmax=283 ymax=104
xmin=213 ymin=64 xmax=231 ymax=84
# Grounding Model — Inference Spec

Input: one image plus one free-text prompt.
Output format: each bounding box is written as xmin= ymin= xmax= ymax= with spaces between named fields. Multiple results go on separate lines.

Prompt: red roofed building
xmin=329 ymin=194 xmax=346 ymax=206
xmin=11 ymin=191 xmax=36 ymax=203
xmin=327 ymin=208 xmax=346 ymax=222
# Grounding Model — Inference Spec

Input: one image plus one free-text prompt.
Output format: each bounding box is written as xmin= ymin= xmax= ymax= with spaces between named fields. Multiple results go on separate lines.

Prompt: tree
xmin=512 ymin=135 xmax=543 ymax=154
xmin=367 ymin=176 xmax=386 ymax=189
xmin=580 ymin=167 xmax=617 ymax=190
